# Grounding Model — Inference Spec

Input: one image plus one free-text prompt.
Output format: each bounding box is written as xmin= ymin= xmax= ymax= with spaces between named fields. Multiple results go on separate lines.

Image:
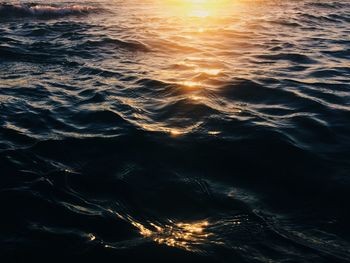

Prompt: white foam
xmin=0 ymin=3 xmax=96 ymax=18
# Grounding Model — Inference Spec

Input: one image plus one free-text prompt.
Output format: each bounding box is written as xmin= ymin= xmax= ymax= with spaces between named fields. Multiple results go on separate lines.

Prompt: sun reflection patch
xmin=195 ymin=68 xmax=221 ymax=76
xmin=131 ymin=219 xmax=210 ymax=251
xmin=190 ymin=9 xmax=210 ymax=18
xmin=164 ymin=0 xmax=229 ymax=18
xmin=181 ymin=80 xmax=201 ymax=88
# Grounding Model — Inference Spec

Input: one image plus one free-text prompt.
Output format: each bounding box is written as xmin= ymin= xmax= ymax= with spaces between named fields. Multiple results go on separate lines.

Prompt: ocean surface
xmin=1 ymin=0 xmax=350 ymax=262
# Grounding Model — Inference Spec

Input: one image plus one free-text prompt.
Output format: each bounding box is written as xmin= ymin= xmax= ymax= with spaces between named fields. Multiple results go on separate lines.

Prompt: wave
xmin=0 ymin=3 xmax=97 ymax=19
xmin=79 ymin=38 xmax=151 ymax=52
xmin=257 ymin=52 xmax=317 ymax=64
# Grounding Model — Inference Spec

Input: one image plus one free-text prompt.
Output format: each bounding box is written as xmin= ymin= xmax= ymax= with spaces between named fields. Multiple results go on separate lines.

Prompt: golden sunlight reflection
xmin=134 ymin=122 xmax=202 ymax=136
xmin=181 ymin=80 xmax=202 ymax=88
xmin=149 ymin=0 xmax=231 ymax=90
xmin=165 ymin=0 xmax=230 ymax=17
xmin=160 ymin=58 xmax=226 ymax=92
xmin=190 ymin=9 xmax=210 ymax=18
xmin=126 ymin=0 xmax=236 ymax=137
xmin=195 ymin=68 xmax=222 ymax=76
xmin=208 ymin=131 xmax=221 ymax=135
xmin=88 ymin=233 xmax=96 ymax=241
xmin=130 ymin=219 xmax=210 ymax=251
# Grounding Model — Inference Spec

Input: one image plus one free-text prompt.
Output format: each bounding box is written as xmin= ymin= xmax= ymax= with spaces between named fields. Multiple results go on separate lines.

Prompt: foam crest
xmin=0 ymin=3 xmax=97 ymax=18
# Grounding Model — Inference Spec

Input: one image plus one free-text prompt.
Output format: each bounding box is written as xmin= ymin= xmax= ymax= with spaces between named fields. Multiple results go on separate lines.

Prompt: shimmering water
xmin=1 ymin=0 xmax=350 ymax=262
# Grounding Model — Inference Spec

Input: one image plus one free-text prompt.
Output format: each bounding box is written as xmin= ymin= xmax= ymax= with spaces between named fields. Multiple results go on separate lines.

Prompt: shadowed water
xmin=1 ymin=0 xmax=350 ymax=262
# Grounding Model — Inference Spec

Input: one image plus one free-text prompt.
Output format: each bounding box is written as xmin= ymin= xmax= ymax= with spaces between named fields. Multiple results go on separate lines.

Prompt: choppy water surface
xmin=1 ymin=0 xmax=350 ymax=262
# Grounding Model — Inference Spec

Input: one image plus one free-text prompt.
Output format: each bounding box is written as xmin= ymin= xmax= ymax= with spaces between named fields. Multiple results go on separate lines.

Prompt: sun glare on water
xmin=165 ymin=0 xmax=230 ymax=17
xmin=130 ymin=219 xmax=211 ymax=251
xmin=136 ymin=0 xmax=236 ymax=136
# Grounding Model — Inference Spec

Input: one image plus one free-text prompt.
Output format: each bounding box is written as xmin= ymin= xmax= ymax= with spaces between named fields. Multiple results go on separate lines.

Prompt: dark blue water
xmin=1 ymin=1 xmax=350 ymax=262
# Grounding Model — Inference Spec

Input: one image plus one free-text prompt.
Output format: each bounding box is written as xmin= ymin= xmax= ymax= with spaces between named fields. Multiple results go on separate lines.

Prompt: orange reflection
xmin=181 ymin=80 xmax=201 ymax=88
xmin=208 ymin=131 xmax=221 ymax=135
xmin=134 ymin=122 xmax=201 ymax=136
xmin=166 ymin=0 xmax=230 ymax=17
xmin=190 ymin=9 xmax=210 ymax=18
xmin=195 ymin=68 xmax=221 ymax=76
xmin=131 ymin=219 xmax=210 ymax=251
xmin=88 ymin=233 xmax=96 ymax=241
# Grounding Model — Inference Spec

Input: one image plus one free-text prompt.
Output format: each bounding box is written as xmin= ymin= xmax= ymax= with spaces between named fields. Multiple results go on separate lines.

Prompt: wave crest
xmin=0 ymin=3 xmax=97 ymax=19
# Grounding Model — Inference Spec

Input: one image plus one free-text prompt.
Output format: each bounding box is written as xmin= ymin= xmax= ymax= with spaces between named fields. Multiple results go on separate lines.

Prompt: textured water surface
xmin=1 ymin=0 xmax=350 ymax=262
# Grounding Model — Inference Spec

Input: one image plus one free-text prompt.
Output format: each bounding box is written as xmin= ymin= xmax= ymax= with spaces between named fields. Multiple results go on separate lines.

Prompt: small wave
xmin=257 ymin=52 xmax=317 ymax=64
xmin=0 ymin=3 xmax=97 ymax=19
xmin=79 ymin=38 xmax=150 ymax=52
xmin=306 ymin=2 xmax=347 ymax=9
xmin=268 ymin=19 xmax=302 ymax=28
